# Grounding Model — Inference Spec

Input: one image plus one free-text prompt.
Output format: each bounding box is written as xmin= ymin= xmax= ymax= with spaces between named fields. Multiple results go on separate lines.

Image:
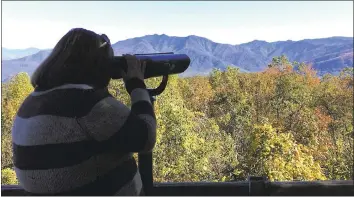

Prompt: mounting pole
xmin=138 ymin=76 xmax=168 ymax=196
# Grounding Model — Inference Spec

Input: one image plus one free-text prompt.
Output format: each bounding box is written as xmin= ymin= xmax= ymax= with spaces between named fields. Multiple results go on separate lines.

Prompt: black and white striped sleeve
xmin=77 ymin=78 xmax=156 ymax=153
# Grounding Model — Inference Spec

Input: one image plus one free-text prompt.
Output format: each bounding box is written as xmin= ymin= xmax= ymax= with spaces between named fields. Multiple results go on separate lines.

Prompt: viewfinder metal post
xmin=138 ymin=75 xmax=168 ymax=196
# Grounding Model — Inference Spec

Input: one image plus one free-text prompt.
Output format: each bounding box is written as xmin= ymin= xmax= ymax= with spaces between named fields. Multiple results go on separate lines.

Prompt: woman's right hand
xmin=120 ymin=54 xmax=146 ymax=82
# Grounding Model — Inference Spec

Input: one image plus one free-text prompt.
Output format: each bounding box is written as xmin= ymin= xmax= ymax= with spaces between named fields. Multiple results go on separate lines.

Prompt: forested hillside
xmin=1 ymin=56 xmax=353 ymax=184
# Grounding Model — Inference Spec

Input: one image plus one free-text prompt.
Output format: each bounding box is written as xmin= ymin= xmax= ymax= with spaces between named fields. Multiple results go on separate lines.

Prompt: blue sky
xmin=2 ymin=1 xmax=353 ymax=49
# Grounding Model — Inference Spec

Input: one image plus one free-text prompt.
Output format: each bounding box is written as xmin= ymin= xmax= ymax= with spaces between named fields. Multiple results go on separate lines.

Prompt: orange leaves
xmin=314 ymin=107 xmax=333 ymax=131
xmin=181 ymin=76 xmax=213 ymax=113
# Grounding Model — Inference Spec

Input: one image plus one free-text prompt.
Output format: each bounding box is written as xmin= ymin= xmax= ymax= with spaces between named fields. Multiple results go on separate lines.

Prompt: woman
xmin=12 ymin=28 xmax=156 ymax=195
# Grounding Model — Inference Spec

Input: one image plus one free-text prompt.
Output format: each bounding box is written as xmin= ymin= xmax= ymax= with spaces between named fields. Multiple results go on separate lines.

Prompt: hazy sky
xmin=2 ymin=1 xmax=353 ymax=49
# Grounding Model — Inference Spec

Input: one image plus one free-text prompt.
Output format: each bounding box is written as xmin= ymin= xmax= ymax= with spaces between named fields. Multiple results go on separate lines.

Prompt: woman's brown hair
xmin=31 ymin=28 xmax=114 ymax=91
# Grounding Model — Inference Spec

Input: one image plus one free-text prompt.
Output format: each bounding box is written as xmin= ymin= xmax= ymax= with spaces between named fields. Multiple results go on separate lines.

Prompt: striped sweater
xmin=12 ymin=78 xmax=156 ymax=195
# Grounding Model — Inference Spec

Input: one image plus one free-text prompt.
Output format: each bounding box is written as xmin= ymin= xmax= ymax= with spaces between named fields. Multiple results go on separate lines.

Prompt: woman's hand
xmin=121 ymin=54 xmax=146 ymax=82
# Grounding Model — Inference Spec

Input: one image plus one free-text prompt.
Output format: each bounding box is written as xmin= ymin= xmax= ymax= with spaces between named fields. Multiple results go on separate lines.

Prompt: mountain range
xmin=2 ymin=48 xmax=41 ymax=60
xmin=2 ymin=35 xmax=353 ymax=81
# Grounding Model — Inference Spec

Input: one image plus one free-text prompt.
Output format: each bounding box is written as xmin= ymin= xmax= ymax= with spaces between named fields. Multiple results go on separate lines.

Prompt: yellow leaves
xmin=2 ymin=73 xmax=34 ymax=120
xmin=180 ymin=76 xmax=213 ymax=113
xmin=294 ymin=147 xmax=300 ymax=160
xmin=1 ymin=168 xmax=18 ymax=185
xmin=1 ymin=57 xmax=353 ymax=182
xmin=2 ymin=73 xmax=34 ymax=169
xmin=221 ymin=176 xmax=227 ymax=182
xmin=199 ymin=138 xmax=205 ymax=144
xmin=151 ymin=78 xmax=238 ymax=182
xmin=248 ymin=121 xmax=327 ymax=181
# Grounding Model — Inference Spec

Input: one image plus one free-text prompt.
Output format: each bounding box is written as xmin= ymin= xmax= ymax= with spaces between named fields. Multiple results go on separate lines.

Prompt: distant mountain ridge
xmin=1 ymin=35 xmax=353 ymax=81
xmin=2 ymin=47 xmax=41 ymax=60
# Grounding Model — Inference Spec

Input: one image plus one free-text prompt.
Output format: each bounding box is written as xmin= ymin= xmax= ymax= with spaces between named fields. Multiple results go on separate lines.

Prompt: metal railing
xmin=2 ymin=178 xmax=353 ymax=196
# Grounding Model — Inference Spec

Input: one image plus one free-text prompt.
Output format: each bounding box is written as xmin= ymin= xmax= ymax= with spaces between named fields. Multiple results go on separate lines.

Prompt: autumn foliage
xmin=1 ymin=56 xmax=353 ymax=184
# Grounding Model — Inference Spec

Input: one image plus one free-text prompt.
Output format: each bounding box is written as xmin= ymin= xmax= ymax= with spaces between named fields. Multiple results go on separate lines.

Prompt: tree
xmin=152 ymin=75 xmax=238 ymax=182
xmin=1 ymin=73 xmax=33 ymax=169
xmin=314 ymin=68 xmax=353 ymax=180
xmin=245 ymin=123 xmax=326 ymax=181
